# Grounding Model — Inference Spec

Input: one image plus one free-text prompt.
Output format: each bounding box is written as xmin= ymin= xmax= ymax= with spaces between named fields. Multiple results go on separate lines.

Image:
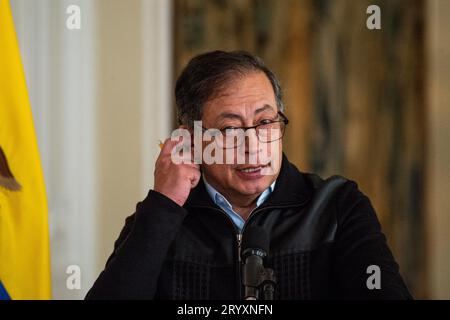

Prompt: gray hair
xmin=175 ymin=50 xmax=284 ymax=127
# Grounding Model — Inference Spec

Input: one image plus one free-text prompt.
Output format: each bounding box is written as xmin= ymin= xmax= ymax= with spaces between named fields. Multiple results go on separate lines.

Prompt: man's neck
xmin=231 ymin=201 xmax=257 ymax=221
xmin=204 ymin=177 xmax=261 ymax=220
xmin=220 ymin=188 xmax=260 ymax=220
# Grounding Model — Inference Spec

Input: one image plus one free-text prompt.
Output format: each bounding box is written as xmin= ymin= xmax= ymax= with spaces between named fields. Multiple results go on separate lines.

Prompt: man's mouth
xmin=237 ymin=165 xmax=268 ymax=173
xmin=236 ymin=162 xmax=271 ymax=180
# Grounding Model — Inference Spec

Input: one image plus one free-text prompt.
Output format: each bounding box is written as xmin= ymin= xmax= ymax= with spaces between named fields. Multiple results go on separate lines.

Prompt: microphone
xmin=241 ymin=226 xmax=275 ymax=300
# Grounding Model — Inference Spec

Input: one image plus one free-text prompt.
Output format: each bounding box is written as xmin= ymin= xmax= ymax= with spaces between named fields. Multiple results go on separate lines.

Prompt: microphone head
xmin=242 ymin=226 xmax=270 ymax=260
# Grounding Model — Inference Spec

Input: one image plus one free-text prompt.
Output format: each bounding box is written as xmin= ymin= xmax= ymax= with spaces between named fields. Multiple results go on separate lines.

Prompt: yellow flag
xmin=0 ymin=0 xmax=51 ymax=299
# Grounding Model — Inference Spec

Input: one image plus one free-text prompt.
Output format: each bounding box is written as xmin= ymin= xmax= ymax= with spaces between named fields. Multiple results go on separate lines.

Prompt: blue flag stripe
xmin=0 ymin=280 xmax=11 ymax=300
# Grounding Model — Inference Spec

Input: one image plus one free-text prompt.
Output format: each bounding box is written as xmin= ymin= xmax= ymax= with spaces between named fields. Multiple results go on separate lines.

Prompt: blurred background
xmin=8 ymin=0 xmax=450 ymax=299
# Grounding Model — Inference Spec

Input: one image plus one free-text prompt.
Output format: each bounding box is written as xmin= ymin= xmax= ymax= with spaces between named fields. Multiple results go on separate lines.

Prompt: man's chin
xmin=232 ymin=179 xmax=269 ymax=196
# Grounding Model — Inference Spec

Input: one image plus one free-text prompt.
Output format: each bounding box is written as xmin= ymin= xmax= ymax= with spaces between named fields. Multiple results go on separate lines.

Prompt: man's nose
xmin=244 ymin=128 xmax=260 ymax=155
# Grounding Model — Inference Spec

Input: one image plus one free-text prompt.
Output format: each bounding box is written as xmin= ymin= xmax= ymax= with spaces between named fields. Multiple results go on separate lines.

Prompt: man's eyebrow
xmin=217 ymin=112 xmax=243 ymax=121
xmin=255 ymin=104 xmax=275 ymax=115
xmin=216 ymin=105 xmax=275 ymax=122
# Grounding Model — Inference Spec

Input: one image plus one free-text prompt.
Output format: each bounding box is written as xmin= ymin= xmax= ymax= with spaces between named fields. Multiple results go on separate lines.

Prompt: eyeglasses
xmin=201 ymin=111 xmax=289 ymax=149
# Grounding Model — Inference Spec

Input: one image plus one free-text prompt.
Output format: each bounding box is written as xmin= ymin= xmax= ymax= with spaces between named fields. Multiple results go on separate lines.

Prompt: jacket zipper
xmin=190 ymin=202 xmax=307 ymax=299
xmin=236 ymin=233 xmax=243 ymax=298
xmin=237 ymin=233 xmax=242 ymax=263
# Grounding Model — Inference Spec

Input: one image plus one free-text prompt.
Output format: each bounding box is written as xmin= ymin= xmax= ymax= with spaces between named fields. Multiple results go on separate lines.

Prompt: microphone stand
xmin=243 ymin=256 xmax=276 ymax=300
xmin=241 ymin=227 xmax=276 ymax=300
xmin=261 ymin=268 xmax=276 ymax=300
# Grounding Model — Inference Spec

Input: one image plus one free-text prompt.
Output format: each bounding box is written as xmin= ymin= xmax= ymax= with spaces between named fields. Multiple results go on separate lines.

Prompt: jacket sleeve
xmin=85 ymin=190 xmax=188 ymax=299
xmin=334 ymin=181 xmax=413 ymax=299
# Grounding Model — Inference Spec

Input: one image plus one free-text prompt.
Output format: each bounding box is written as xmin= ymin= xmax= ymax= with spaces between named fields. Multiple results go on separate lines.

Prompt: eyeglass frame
xmin=200 ymin=111 xmax=289 ymax=149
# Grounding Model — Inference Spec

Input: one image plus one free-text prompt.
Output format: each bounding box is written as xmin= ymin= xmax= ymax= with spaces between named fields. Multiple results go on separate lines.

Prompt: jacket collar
xmin=184 ymin=153 xmax=312 ymax=209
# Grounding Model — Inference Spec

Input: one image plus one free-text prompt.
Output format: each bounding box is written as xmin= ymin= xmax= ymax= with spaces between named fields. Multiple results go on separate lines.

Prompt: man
xmin=86 ymin=50 xmax=412 ymax=299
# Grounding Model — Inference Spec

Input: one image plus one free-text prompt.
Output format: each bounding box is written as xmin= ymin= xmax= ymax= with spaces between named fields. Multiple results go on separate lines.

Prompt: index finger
xmin=160 ymin=133 xmax=191 ymax=157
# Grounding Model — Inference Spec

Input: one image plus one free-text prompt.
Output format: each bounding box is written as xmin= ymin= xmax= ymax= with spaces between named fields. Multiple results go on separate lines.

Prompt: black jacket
xmin=86 ymin=154 xmax=412 ymax=300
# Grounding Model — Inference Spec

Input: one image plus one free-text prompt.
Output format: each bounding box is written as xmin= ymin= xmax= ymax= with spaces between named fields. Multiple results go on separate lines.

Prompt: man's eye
xmin=222 ymin=126 xmax=239 ymax=131
xmin=259 ymin=119 xmax=274 ymax=125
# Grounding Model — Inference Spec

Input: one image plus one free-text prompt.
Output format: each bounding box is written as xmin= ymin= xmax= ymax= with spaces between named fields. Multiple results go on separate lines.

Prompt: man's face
xmin=200 ymin=71 xmax=283 ymax=200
